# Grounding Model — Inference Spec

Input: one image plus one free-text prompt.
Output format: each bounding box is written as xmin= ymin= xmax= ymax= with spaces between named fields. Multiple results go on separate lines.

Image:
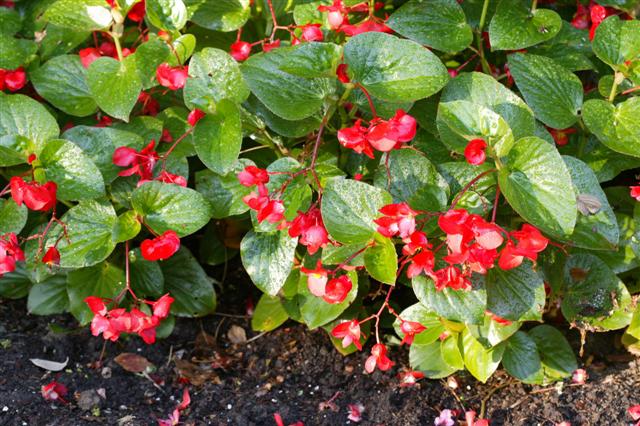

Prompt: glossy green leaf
xmin=129 ymin=248 xmax=164 ymax=298
xmin=279 ymin=42 xmax=342 ymax=78
xmin=498 ymin=136 xmax=577 ymax=239
xmin=437 ymin=99 xmax=515 ymax=156
xmin=67 ymin=261 xmax=125 ymax=324
xmin=87 ymin=56 xmax=142 ymax=122
xmin=561 ymin=253 xmax=633 ymax=331
xmin=251 ymin=294 xmax=289 ymax=332
xmin=0 ymin=199 xmax=28 ymax=234
xmin=344 ymin=32 xmax=449 ymax=102
xmin=503 ymin=331 xmax=544 ymax=384
xmin=30 ymin=55 xmax=97 ymax=117
xmin=591 ymin=16 xmax=640 ymax=66
xmin=39 ymin=139 xmax=105 ymax=201
xmin=437 ymin=162 xmax=497 ymax=215
xmin=528 ymin=324 xmax=577 ymax=381
xmin=373 ymin=149 xmax=449 ymax=211
xmin=410 ymin=341 xmax=460 ymax=378
xmin=582 ymin=97 xmax=640 ymax=158
xmin=507 ymin=53 xmax=583 ymax=129
xmin=27 ymin=275 xmax=69 ymax=315
xmin=134 ymin=38 xmax=171 ymax=89
xmin=467 ymin=314 xmax=521 ymax=348
xmin=562 ymin=156 xmax=619 ymax=250
xmin=241 ymin=47 xmax=330 ymax=120
xmin=440 ymin=72 xmax=535 ymax=139
xmin=185 ymin=0 xmax=250 ymax=32
xmin=488 ymin=0 xmax=562 ymax=51
xmin=364 ymin=235 xmax=397 ymax=285
xmin=240 ymin=230 xmax=298 ymax=296
xmin=394 ymin=303 xmax=445 ymax=345
xmin=160 ymin=247 xmax=217 ymax=317
xmin=146 ymin=0 xmax=187 ymax=31
xmin=462 ymin=329 xmax=505 ymax=383
xmin=243 ymin=95 xmax=322 ymax=138
xmin=183 ymin=47 xmax=249 ymax=109
xmin=114 ymin=210 xmax=141 ymax=243
xmin=45 ymin=200 xmax=119 ymax=268
xmin=386 ymin=0 xmax=473 ymax=53
xmin=321 ymin=243 xmax=366 ymax=267
xmin=44 ymin=0 xmax=112 ymax=31
xmin=193 ymin=100 xmax=242 ymax=175
xmin=131 ymin=181 xmax=212 ymax=237
xmin=412 ymin=274 xmax=487 ymax=325
xmin=0 ymin=94 xmax=59 ymax=163
xmin=486 ymin=261 xmax=545 ymax=321
xmin=321 ymin=178 xmax=392 ymax=245
xmin=0 ymin=264 xmax=31 ymax=299
xmin=195 ymin=159 xmax=253 ymax=218
xmin=527 ymin=22 xmax=593 ymax=72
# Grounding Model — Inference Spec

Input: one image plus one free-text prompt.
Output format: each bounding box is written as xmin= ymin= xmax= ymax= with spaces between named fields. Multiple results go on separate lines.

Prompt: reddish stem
xmin=491 ymin=185 xmax=501 ymax=223
xmin=450 ymin=168 xmax=497 ymax=209
xmin=356 ymin=83 xmax=378 ymax=118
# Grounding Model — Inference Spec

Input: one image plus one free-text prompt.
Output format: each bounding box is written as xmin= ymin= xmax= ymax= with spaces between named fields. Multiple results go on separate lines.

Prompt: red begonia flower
xmin=187 ymin=108 xmax=206 ymax=126
xmin=331 ymin=319 xmax=362 ymax=350
xmin=336 ymin=63 xmax=350 ymax=83
xmin=288 ymin=208 xmax=329 ymax=254
xmin=300 ymin=24 xmax=324 ymax=42
xmin=10 ymin=176 xmax=57 ymax=212
xmin=548 ymin=127 xmax=577 ymax=146
xmin=464 ymin=138 xmax=488 ymax=165
xmin=400 ymin=321 xmax=426 ymax=345
xmin=152 ymin=293 xmax=174 ymax=319
xmin=367 ymin=109 xmax=417 ymax=152
xmin=127 ymin=0 xmax=145 ymax=22
xmin=156 ymin=63 xmax=189 ymax=90
xmin=140 ymin=230 xmax=181 ymax=261
xmin=630 ymin=185 xmax=640 ymax=201
xmin=263 ymin=39 xmax=281 ymax=53
xmin=112 ymin=140 xmax=158 ymax=180
xmin=230 ymin=41 xmax=252 ymax=61
xmin=338 ymin=18 xmax=392 ymax=36
xmin=238 ymin=166 xmax=270 ymax=187
xmin=365 ymin=343 xmax=394 ymax=373
xmin=2 ymin=67 xmax=27 ymax=91
xmin=337 ymin=119 xmax=374 ymax=158
xmin=434 ymin=265 xmax=472 ymax=291
xmin=0 ymin=233 xmax=25 ymax=277
xmin=42 ymin=247 xmax=60 ymax=266
xmin=41 ymin=381 xmax=68 ymax=403
xmin=156 ymin=170 xmax=187 ymax=187
xmin=323 ymin=275 xmax=352 ymax=304
xmin=374 ymin=202 xmax=418 ymax=239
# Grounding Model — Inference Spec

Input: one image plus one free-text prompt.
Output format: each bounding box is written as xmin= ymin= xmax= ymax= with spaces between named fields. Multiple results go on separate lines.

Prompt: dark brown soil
xmin=1 ymin=296 xmax=638 ymax=426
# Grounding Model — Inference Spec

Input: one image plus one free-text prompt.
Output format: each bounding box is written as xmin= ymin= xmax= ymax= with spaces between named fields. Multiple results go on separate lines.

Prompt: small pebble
xmin=226 ymin=404 xmax=232 ymax=410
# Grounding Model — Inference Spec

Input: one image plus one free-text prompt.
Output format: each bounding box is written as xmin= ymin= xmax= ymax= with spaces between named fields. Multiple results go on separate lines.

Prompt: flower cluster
xmin=0 ymin=233 xmax=24 ymax=277
xmin=0 ymin=67 xmax=26 ymax=92
xmin=238 ymin=166 xmax=285 ymax=224
xmin=85 ymin=293 xmax=174 ymax=344
xmin=287 ymin=207 xmax=330 ymax=255
xmin=10 ymin=176 xmax=57 ymax=212
xmin=156 ymin=63 xmax=189 ymax=91
xmin=337 ymin=110 xmax=417 ymax=158
xmin=318 ymin=0 xmax=391 ymax=36
xmin=300 ymin=261 xmax=353 ymax=304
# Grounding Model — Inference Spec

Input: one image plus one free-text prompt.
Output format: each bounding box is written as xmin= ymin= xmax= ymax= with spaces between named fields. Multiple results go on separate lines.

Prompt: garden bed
xmin=1 ymin=294 xmax=638 ymax=426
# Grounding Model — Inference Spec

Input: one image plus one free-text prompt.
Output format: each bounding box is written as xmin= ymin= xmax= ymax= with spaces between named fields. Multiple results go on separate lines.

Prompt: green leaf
xmin=467 ymin=314 xmax=521 ymax=348
xmin=251 ymin=294 xmax=289 ymax=332
xmin=582 ymin=97 xmax=640 ymax=158
xmin=146 ymin=0 xmax=187 ymax=31
xmin=412 ymin=274 xmax=487 ymax=325
xmin=507 ymin=53 xmax=583 ymax=129
xmin=394 ymin=303 xmax=445 ymax=345
xmin=498 ymin=136 xmax=577 ymax=239
xmin=169 ymin=34 xmax=196 ymax=65
xmin=134 ymin=38 xmax=171 ymax=89
xmin=321 ymin=178 xmax=392 ymax=245
xmin=27 ymin=275 xmax=69 ymax=315
xmin=437 ymin=162 xmax=497 ymax=215
xmin=129 ymin=248 xmax=164 ymax=298
xmin=183 ymin=47 xmax=249 ymax=109
xmin=185 ymin=0 xmax=250 ymax=32
xmin=87 ymin=56 xmax=142 ymax=122
xmin=160 ymin=247 xmax=217 ymax=317
xmin=528 ymin=324 xmax=577 ymax=381
xmin=344 ymin=32 xmax=449 ymax=102
xmin=386 ymin=0 xmax=473 ymax=53
xmin=299 ymin=270 xmax=358 ymax=329
xmin=67 ymin=261 xmax=125 ymax=324
xmin=410 ymin=341 xmax=460 ymax=378
xmin=240 ymin=230 xmax=298 ymax=296
xmin=440 ymin=72 xmax=535 ymax=140
xmin=44 ymin=0 xmax=112 ymax=31
xmin=527 ymin=22 xmax=593 ymax=72
xmin=364 ymin=235 xmax=397 ymax=285
xmin=45 ymin=200 xmax=118 ymax=268
xmin=0 ymin=93 xmax=59 ymax=163
xmin=462 ymin=329 xmax=505 ymax=383
xmin=488 ymin=0 xmax=562 ymax=51
xmin=592 ymin=16 xmax=640 ymax=66
xmin=0 ymin=36 xmax=37 ymax=69
xmin=561 ymin=253 xmax=633 ymax=331
xmin=62 ymin=125 xmax=143 ymax=183
xmin=131 ymin=181 xmax=212 ymax=237
xmin=437 ymin=100 xmax=515 ymax=156
xmin=503 ymin=331 xmax=544 ymax=384
xmin=30 ymin=55 xmax=97 ymax=117
xmin=243 ymin=95 xmax=322 ymax=138
xmin=279 ymin=42 xmax=343 ymax=78
xmin=195 ymin=159 xmax=253 ymax=218
xmin=485 ymin=261 xmax=545 ymax=321
xmin=0 ymin=199 xmax=28 ymax=234
xmin=322 ymin=243 xmax=366 ymax=267
xmin=114 ymin=210 xmax=141 ymax=242
xmin=373 ymin=149 xmax=449 ymax=211
xmin=562 ymin=156 xmax=619 ymax=250
xmin=193 ymin=100 xmax=242 ymax=175
xmin=241 ymin=47 xmax=330 ymax=120
xmin=0 ymin=264 xmax=31 ymax=299
xmin=39 ymin=139 xmax=105 ymax=201
xmin=442 ymin=335 xmax=465 ymax=369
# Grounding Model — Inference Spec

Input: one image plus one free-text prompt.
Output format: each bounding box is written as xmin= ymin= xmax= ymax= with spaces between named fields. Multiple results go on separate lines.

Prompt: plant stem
xmin=531 ymin=0 xmax=538 ymax=12
xmin=608 ymin=75 xmax=619 ymax=102
xmin=476 ymin=0 xmax=492 ymax=74
xmin=112 ymin=33 xmax=124 ymax=62
xmin=450 ymin=168 xmax=497 ymax=209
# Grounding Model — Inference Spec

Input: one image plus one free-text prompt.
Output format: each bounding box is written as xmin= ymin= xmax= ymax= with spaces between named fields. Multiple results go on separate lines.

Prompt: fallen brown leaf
xmin=174 ymin=359 xmax=221 ymax=386
xmin=114 ymin=353 xmax=153 ymax=373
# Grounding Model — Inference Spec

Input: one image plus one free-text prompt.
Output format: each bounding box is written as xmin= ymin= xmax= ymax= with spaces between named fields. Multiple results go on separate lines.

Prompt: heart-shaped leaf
xmin=0 ymin=198 xmax=27 ymax=234
xmin=582 ymin=97 xmax=640 ymax=158
xmin=412 ymin=274 xmax=487 ymax=324
xmin=485 ymin=261 xmax=545 ymax=321
xmin=592 ymin=16 xmax=640 ymax=66
xmin=185 ymin=0 xmax=251 ymax=32
xmin=44 ymin=0 xmax=112 ymax=31
xmin=67 ymin=261 xmax=125 ymax=324
xmin=87 ymin=56 xmax=142 ymax=122
xmin=193 ymin=99 xmax=242 ymax=175
xmin=488 ymin=0 xmax=561 ymax=51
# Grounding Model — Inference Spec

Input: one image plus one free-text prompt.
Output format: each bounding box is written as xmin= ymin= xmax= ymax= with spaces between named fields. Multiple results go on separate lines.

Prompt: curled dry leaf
xmin=114 ymin=353 xmax=153 ymax=373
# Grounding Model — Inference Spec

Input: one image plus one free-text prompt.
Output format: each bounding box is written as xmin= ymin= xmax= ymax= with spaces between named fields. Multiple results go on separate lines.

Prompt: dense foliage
xmin=1 ymin=0 xmax=639 ymax=387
